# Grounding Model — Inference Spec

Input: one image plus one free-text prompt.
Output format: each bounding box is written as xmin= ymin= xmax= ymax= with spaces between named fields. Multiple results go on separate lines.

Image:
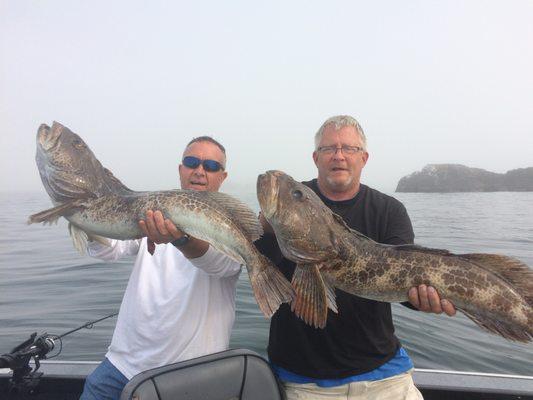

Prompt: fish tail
xmin=459 ymin=307 xmax=532 ymax=343
xmin=460 ymin=253 xmax=533 ymax=306
xmin=247 ymin=255 xmax=295 ymax=318
xmin=454 ymin=253 xmax=533 ymax=342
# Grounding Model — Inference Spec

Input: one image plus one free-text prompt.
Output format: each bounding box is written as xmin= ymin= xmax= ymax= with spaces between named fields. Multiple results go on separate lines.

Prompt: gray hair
xmin=314 ymin=115 xmax=367 ymax=151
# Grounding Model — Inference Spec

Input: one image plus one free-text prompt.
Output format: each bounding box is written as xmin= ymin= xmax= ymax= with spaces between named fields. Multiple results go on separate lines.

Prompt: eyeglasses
xmin=182 ymin=156 xmax=224 ymax=172
xmin=317 ymin=145 xmax=364 ymax=155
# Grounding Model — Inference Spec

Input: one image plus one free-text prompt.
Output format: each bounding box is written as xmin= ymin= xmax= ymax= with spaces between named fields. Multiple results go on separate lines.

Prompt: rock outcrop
xmin=396 ymin=164 xmax=533 ymax=192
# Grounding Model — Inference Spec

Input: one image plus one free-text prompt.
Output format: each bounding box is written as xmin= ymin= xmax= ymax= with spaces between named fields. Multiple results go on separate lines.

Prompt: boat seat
xmin=120 ymin=348 xmax=285 ymax=400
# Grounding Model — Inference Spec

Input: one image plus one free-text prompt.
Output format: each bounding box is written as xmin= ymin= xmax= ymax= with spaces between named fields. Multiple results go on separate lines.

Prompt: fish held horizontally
xmin=257 ymin=170 xmax=533 ymax=343
xmin=30 ymin=122 xmax=294 ymax=317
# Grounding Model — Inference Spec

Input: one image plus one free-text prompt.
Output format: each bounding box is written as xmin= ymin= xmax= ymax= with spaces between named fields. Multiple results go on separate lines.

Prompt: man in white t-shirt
xmin=80 ymin=136 xmax=242 ymax=400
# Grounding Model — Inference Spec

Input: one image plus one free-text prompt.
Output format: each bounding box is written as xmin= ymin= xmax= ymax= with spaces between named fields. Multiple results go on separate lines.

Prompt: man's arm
xmin=387 ymin=202 xmax=456 ymax=317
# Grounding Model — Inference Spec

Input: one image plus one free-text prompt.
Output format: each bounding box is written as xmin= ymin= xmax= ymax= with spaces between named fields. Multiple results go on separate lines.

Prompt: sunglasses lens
xmin=183 ymin=156 xmax=201 ymax=169
xmin=203 ymin=160 xmax=222 ymax=172
xmin=183 ymin=156 xmax=222 ymax=172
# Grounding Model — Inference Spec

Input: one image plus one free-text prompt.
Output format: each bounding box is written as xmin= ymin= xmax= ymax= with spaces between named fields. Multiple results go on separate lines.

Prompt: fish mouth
xmin=257 ymin=170 xmax=283 ymax=219
xmin=37 ymin=121 xmax=63 ymax=151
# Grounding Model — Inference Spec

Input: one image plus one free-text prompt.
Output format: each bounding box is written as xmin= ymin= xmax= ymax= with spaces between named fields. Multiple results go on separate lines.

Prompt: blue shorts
xmin=80 ymin=358 xmax=129 ymax=400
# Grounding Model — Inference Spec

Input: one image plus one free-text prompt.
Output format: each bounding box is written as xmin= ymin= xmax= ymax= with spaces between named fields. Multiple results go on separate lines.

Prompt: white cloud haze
xmin=1 ymin=0 xmax=532 ymax=195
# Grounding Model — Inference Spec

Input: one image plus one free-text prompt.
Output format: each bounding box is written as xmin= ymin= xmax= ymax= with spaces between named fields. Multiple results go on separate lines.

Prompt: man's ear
xmin=362 ymin=152 xmax=369 ymax=166
xmin=312 ymin=151 xmax=318 ymax=167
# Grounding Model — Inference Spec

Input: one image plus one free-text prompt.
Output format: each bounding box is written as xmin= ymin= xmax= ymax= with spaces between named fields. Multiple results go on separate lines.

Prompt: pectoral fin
xmin=87 ymin=233 xmax=112 ymax=248
xmin=291 ymin=264 xmax=337 ymax=329
xmin=27 ymin=200 xmax=86 ymax=225
xmin=68 ymin=223 xmax=112 ymax=255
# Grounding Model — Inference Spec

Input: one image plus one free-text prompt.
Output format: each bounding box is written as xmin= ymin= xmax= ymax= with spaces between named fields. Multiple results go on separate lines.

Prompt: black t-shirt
xmin=255 ymin=179 xmax=415 ymax=379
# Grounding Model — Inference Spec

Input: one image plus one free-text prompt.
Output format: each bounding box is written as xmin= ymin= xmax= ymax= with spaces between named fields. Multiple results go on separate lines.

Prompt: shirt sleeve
xmin=188 ymin=244 xmax=242 ymax=278
xmin=383 ymin=201 xmax=415 ymax=245
xmin=87 ymin=239 xmax=141 ymax=261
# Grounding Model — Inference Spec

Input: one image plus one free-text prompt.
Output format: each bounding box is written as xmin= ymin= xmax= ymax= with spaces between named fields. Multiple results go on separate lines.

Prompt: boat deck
xmin=1 ymin=361 xmax=532 ymax=399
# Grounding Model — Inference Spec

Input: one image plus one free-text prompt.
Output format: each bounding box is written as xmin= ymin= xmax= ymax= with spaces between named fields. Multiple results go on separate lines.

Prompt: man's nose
xmin=193 ymin=164 xmax=207 ymax=175
xmin=332 ymin=148 xmax=346 ymax=160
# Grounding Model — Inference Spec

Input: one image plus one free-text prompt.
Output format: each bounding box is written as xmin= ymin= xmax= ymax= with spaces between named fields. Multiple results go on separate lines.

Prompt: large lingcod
xmin=29 ymin=122 xmax=294 ymax=317
xmin=257 ymin=170 xmax=533 ymax=343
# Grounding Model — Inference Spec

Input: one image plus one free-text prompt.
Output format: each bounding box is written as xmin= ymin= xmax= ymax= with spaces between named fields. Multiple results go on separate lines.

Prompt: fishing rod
xmin=0 ymin=312 xmax=117 ymax=396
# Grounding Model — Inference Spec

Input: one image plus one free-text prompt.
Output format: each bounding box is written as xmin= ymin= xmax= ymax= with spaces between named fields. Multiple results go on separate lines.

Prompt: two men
xmin=256 ymin=115 xmax=455 ymax=399
xmin=81 ymin=137 xmax=241 ymax=400
xmin=82 ymin=117 xmax=455 ymax=400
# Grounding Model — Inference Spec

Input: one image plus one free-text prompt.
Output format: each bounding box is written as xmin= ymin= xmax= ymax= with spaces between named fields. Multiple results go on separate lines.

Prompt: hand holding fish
xmin=139 ymin=210 xmax=186 ymax=244
xmin=139 ymin=210 xmax=209 ymax=258
xmin=408 ymin=285 xmax=456 ymax=316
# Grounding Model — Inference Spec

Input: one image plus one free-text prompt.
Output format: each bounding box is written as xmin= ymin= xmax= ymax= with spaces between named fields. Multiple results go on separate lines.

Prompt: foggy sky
xmin=1 ymin=0 xmax=532 ymax=195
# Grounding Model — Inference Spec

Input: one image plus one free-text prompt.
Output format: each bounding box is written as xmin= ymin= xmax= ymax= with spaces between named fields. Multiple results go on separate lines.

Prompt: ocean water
xmin=0 ymin=191 xmax=532 ymax=376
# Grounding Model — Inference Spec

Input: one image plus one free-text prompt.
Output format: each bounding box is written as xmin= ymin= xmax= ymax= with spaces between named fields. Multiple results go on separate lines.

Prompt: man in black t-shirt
xmin=256 ymin=115 xmax=456 ymax=400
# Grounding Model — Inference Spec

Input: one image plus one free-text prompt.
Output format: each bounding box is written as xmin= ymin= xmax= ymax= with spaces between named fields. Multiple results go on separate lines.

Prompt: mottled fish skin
xmin=30 ymin=123 xmax=294 ymax=318
xmin=67 ymin=190 xmax=265 ymax=268
xmin=257 ymin=170 xmax=533 ymax=342
xmin=324 ymin=240 xmax=532 ymax=336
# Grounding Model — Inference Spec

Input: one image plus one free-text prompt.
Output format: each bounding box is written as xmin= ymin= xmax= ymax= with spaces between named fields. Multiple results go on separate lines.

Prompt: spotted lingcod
xmin=257 ymin=170 xmax=533 ymax=342
xmin=29 ymin=122 xmax=294 ymax=317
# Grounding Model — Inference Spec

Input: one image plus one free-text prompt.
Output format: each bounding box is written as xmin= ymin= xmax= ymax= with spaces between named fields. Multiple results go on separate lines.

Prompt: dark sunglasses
xmin=182 ymin=156 xmax=224 ymax=172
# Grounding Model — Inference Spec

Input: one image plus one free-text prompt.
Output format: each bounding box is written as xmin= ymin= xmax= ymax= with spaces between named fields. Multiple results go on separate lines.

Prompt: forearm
xmin=174 ymin=237 xmax=210 ymax=259
xmin=188 ymin=244 xmax=242 ymax=277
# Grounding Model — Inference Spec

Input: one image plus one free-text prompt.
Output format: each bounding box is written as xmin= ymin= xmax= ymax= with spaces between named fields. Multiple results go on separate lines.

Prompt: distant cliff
xmin=396 ymin=164 xmax=533 ymax=192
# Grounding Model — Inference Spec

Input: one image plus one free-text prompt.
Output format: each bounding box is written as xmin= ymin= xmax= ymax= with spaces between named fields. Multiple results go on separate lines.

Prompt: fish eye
xmin=292 ymin=189 xmax=303 ymax=200
xmin=73 ymin=139 xmax=85 ymax=149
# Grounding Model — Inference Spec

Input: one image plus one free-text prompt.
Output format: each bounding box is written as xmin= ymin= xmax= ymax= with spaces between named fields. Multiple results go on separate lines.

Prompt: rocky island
xmin=396 ymin=164 xmax=533 ymax=193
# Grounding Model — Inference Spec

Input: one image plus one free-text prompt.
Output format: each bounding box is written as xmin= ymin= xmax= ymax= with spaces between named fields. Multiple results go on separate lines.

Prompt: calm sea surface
xmin=0 ymin=191 xmax=532 ymax=375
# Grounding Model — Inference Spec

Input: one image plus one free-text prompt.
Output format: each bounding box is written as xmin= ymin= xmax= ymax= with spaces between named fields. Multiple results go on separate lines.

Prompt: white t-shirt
xmin=88 ymin=238 xmax=242 ymax=379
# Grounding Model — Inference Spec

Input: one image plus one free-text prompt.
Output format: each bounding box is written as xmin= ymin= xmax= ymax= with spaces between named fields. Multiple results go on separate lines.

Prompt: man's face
xmin=179 ymin=141 xmax=227 ymax=192
xmin=312 ymin=125 xmax=369 ymax=193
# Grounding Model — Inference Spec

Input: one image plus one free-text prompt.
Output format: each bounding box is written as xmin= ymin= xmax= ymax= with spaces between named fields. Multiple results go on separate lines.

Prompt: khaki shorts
xmin=283 ymin=370 xmax=423 ymax=400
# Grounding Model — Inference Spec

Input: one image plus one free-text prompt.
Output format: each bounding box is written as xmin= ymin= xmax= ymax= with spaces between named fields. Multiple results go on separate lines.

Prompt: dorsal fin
xmin=391 ymin=244 xmax=453 ymax=257
xmin=459 ymin=253 xmax=533 ymax=307
xmin=199 ymin=191 xmax=263 ymax=242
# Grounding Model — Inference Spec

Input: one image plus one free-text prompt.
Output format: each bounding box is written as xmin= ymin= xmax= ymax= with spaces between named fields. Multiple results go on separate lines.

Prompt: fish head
xmin=257 ymin=170 xmax=341 ymax=263
xmin=36 ymin=122 xmax=117 ymax=203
